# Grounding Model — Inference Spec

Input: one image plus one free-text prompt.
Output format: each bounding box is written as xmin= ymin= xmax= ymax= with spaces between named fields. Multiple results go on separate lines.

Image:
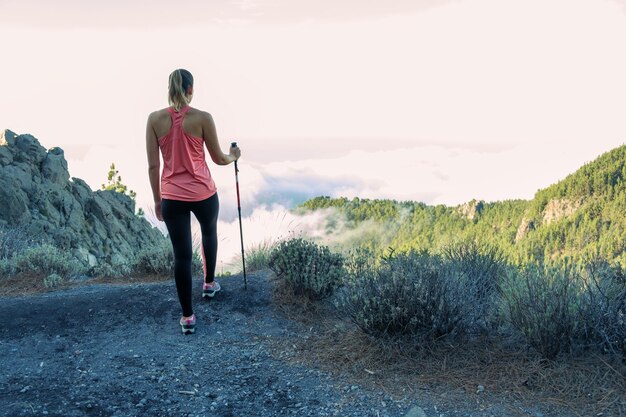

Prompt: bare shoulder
xmin=187 ymin=107 xmax=213 ymax=123
xmin=148 ymin=108 xmax=170 ymax=123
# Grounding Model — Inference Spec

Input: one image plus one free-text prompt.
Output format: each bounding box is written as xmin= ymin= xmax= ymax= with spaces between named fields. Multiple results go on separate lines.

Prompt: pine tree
xmin=102 ymin=163 xmax=143 ymax=216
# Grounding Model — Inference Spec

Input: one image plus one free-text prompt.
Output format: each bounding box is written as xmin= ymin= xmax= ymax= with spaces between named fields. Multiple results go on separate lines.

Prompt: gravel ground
xmin=0 ymin=272 xmax=558 ymax=417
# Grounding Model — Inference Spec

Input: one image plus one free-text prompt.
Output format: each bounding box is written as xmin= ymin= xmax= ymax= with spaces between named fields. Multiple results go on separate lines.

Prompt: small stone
xmin=405 ymin=406 xmax=427 ymax=417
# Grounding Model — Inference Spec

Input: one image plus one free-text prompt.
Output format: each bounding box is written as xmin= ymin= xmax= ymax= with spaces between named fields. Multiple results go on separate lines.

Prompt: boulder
xmin=41 ymin=147 xmax=70 ymax=186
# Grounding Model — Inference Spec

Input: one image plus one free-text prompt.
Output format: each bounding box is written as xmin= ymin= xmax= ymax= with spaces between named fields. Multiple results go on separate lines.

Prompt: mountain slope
xmin=300 ymin=145 xmax=626 ymax=265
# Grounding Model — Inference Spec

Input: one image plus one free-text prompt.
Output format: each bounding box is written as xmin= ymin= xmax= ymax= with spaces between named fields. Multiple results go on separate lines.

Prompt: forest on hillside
xmin=299 ymin=145 xmax=626 ymax=267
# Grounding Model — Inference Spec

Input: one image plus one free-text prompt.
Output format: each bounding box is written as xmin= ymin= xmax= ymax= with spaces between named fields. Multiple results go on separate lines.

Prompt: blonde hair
xmin=168 ymin=69 xmax=194 ymax=111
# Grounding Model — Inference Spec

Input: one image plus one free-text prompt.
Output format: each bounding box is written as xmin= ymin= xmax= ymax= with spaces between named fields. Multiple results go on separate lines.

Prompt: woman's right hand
xmin=155 ymin=200 xmax=163 ymax=222
xmin=229 ymin=145 xmax=241 ymax=161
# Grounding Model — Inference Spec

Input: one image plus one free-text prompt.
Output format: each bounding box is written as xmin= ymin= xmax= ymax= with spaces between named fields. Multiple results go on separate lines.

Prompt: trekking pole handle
xmin=231 ymin=142 xmax=239 ymax=171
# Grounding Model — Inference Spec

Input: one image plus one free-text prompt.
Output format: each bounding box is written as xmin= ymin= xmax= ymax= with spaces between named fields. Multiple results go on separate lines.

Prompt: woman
xmin=146 ymin=68 xmax=241 ymax=335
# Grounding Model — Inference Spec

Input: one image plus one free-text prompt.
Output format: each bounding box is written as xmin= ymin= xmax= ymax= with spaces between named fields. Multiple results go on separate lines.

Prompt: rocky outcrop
xmin=542 ymin=198 xmax=582 ymax=225
xmin=515 ymin=216 xmax=535 ymax=242
xmin=0 ymin=129 xmax=165 ymax=267
xmin=456 ymin=199 xmax=484 ymax=221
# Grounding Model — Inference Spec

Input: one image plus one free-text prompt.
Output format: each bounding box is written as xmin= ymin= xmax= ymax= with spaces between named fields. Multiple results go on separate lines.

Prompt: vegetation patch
xmin=269 ymin=238 xmax=343 ymax=300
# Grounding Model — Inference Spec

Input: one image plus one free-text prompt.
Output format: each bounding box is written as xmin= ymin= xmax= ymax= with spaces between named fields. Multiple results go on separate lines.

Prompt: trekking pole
xmin=231 ymin=142 xmax=247 ymax=289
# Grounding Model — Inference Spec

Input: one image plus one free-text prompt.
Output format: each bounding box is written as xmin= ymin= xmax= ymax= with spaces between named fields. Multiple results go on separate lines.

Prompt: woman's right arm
xmin=201 ymin=112 xmax=241 ymax=165
xmin=146 ymin=112 xmax=163 ymax=221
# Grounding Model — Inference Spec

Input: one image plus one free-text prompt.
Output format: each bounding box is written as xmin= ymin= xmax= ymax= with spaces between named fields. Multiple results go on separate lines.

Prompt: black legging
xmin=162 ymin=193 xmax=219 ymax=317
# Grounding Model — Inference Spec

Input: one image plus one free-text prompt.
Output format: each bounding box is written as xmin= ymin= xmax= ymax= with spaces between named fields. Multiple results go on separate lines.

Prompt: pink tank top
xmin=158 ymin=106 xmax=217 ymax=201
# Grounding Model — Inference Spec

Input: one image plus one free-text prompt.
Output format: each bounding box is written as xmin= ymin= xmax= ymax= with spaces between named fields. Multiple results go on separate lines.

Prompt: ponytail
xmin=168 ymin=69 xmax=194 ymax=111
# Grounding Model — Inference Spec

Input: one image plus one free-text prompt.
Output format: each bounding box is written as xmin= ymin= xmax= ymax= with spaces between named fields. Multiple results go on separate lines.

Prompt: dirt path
xmin=0 ymin=272 xmax=532 ymax=417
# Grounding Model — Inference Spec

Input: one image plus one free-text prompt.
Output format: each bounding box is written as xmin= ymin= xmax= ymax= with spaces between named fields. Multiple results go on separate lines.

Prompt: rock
xmin=0 ymin=129 xmax=17 ymax=146
xmin=70 ymin=178 xmax=93 ymax=203
xmin=542 ymin=198 xmax=582 ymax=225
xmin=515 ymin=216 xmax=535 ymax=242
xmin=0 ymin=146 xmax=13 ymax=165
xmin=76 ymin=247 xmax=98 ymax=267
xmin=0 ymin=130 xmax=166 ymax=270
xmin=41 ymin=147 xmax=70 ymax=186
xmin=404 ymin=406 xmax=427 ymax=417
xmin=13 ymin=134 xmax=46 ymax=164
xmin=0 ymin=176 xmax=30 ymax=225
xmin=1 ymin=165 xmax=33 ymax=191
xmin=456 ymin=199 xmax=484 ymax=221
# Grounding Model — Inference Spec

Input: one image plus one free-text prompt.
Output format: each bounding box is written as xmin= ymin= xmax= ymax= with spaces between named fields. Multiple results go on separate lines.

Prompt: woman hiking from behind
xmin=146 ymin=69 xmax=241 ymax=335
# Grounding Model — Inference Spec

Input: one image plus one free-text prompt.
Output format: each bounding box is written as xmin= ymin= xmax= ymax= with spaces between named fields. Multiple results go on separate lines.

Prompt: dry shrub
xmin=90 ymin=262 xmax=134 ymax=278
xmin=132 ymin=240 xmax=174 ymax=276
xmin=338 ymin=250 xmax=471 ymax=340
xmin=244 ymin=239 xmax=277 ymax=273
xmin=501 ymin=264 xmax=579 ymax=359
xmin=578 ymin=259 xmax=626 ymax=356
xmin=441 ymin=241 xmax=508 ymax=324
xmin=131 ymin=240 xmax=202 ymax=278
xmin=0 ymin=224 xmax=36 ymax=260
xmin=14 ymin=244 xmax=86 ymax=279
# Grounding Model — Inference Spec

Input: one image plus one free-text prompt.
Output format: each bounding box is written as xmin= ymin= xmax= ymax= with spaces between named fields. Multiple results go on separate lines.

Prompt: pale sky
xmin=2 ymin=0 xmax=626 ymax=265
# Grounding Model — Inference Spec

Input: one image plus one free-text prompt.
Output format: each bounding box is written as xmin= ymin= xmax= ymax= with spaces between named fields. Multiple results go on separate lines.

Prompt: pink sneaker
xmin=179 ymin=314 xmax=196 ymax=335
xmin=202 ymin=281 xmax=221 ymax=299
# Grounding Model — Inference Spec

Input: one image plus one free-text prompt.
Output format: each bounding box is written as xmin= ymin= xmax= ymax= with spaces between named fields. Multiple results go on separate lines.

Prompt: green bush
xmin=269 ymin=238 xmax=343 ymax=299
xmin=244 ymin=239 xmax=277 ymax=272
xmin=14 ymin=244 xmax=86 ymax=278
xmin=133 ymin=241 xmax=174 ymax=276
xmin=338 ymin=250 xmax=469 ymax=340
xmin=0 ymin=258 xmax=14 ymax=277
xmin=43 ymin=273 xmax=63 ymax=288
xmin=501 ymin=264 xmax=579 ymax=359
xmin=91 ymin=262 xmax=133 ymax=278
xmin=127 ymin=240 xmax=202 ymax=278
xmin=342 ymin=246 xmax=381 ymax=278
